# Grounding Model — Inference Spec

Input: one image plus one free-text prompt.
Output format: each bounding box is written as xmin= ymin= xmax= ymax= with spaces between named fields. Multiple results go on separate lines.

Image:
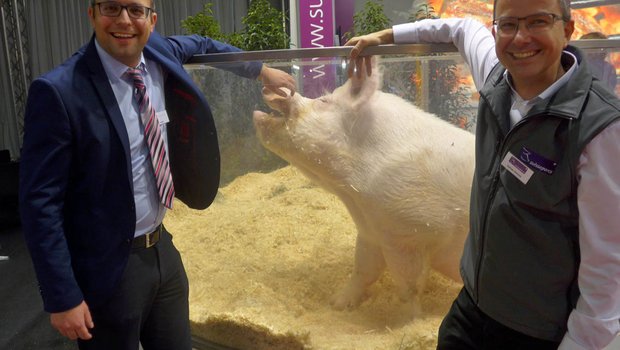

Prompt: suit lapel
xmin=83 ymin=37 xmax=134 ymax=188
xmin=144 ymin=45 xmax=196 ymax=91
xmin=143 ymin=39 xmax=221 ymax=209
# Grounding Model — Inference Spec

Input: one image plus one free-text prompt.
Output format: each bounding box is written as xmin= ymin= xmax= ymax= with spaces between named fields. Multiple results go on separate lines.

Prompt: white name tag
xmin=156 ymin=110 xmax=170 ymax=125
xmin=501 ymin=151 xmax=534 ymax=185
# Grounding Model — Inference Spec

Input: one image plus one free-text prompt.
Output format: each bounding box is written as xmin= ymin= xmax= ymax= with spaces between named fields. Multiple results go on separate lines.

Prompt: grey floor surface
xmin=0 ymin=224 xmax=218 ymax=350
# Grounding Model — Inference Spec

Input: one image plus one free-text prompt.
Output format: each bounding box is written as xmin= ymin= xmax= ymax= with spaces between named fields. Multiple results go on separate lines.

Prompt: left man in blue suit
xmin=18 ymin=1 xmax=296 ymax=349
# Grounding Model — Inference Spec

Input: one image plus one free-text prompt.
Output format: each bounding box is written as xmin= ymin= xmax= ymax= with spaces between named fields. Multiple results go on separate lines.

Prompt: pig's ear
xmin=349 ymin=57 xmax=382 ymax=109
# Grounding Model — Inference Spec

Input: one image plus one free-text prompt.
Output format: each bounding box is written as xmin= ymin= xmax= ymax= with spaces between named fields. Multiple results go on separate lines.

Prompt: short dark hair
xmin=493 ymin=0 xmax=571 ymax=21
xmin=90 ymin=0 xmax=155 ymax=10
xmin=580 ymin=31 xmax=608 ymax=40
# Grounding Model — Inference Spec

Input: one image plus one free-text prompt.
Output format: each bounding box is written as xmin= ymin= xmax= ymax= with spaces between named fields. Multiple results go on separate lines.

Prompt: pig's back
xmin=355 ymin=91 xmax=475 ymax=228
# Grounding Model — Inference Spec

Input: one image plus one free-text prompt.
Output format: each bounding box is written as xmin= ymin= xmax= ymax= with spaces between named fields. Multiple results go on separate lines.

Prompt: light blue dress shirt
xmin=95 ymin=40 xmax=167 ymax=237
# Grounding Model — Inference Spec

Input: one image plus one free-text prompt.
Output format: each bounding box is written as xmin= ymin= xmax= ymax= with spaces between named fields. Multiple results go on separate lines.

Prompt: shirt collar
xmin=503 ymin=50 xmax=578 ymax=106
xmin=94 ymin=39 xmax=148 ymax=82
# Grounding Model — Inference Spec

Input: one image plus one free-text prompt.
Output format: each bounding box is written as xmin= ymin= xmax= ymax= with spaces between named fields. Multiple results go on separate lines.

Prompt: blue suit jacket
xmin=19 ymin=32 xmax=262 ymax=313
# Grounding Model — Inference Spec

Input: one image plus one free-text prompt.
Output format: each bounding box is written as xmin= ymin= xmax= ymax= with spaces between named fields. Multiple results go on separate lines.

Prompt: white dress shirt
xmin=394 ymin=18 xmax=620 ymax=350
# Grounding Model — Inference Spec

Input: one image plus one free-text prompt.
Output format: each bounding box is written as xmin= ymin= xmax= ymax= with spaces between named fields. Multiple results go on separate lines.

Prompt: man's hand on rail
xmin=344 ymin=28 xmax=395 ymax=78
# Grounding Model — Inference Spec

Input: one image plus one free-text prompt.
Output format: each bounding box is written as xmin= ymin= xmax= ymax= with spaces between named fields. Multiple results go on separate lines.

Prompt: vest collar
xmin=481 ymin=46 xmax=591 ymax=123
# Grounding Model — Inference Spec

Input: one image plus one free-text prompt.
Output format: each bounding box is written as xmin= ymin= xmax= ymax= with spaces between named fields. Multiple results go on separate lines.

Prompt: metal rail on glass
xmin=187 ymin=43 xmax=457 ymax=65
xmin=187 ymin=40 xmax=620 ymax=65
xmin=571 ymin=0 xmax=620 ymax=8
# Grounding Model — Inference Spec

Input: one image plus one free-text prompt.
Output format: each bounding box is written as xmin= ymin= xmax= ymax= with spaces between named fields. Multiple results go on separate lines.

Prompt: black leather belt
xmin=132 ymin=224 xmax=162 ymax=249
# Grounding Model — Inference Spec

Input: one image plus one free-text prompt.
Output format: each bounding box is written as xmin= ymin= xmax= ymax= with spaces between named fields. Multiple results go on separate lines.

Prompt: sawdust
xmin=164 ymin=166 xmax=462 ymax=350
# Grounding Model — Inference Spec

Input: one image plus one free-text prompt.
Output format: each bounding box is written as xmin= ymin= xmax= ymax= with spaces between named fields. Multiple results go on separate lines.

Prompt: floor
xmin=0 ymin=224 xmax=220 ymax=350
xmin=0 ymin=224 xmax=76 ymax=350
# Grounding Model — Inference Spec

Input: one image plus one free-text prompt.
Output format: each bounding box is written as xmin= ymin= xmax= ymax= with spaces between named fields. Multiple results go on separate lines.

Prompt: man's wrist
xmin=378 ymin=28 xmax=394 ymax=45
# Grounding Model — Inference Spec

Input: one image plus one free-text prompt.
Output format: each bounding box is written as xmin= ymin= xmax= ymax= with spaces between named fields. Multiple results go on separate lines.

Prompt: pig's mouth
xmin=253 ymin=110 xmax=282 ymax=120
xmin=253 ymin=110 xmax=291 ymax=148
xmin=268 ymin=110 xmax=285 ymax=118
xmin=253 ymin=109 xmax=289 ymax=122
xmin=253 ymin=110 xmax=287 ymax=134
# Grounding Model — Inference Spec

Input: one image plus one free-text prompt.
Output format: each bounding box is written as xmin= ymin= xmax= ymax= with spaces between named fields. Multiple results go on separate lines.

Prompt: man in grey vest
xmin=345 ymin=0 xmax=620 ymax=348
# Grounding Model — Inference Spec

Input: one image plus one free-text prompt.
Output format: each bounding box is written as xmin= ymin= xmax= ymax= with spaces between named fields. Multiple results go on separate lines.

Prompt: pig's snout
xmin=262 ymin=87 xmax=292 ymax=115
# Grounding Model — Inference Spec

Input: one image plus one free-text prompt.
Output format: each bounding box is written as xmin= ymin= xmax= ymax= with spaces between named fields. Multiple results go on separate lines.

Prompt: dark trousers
xmin=437 ymin=287 xmax=561 ymax=350
xmin=78 ymin=228 xmax=191 ymax=350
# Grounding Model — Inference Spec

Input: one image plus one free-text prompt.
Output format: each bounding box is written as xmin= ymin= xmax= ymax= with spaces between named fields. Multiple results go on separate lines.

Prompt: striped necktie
xmin=125 ymin=67 xmax=175 ymax=209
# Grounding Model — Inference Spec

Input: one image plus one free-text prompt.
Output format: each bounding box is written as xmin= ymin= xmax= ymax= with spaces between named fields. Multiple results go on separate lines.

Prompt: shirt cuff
xmin=559 ymin=333 xmax=620 ymax=350
xmin=559 ymin=335 xmax=589 ymax=350
xmin=392 ymin=23 xmax=418 ymax=44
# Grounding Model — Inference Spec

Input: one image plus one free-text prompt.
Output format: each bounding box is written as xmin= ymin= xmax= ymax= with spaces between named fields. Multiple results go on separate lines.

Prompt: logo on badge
xmin=519 ymin=147 xmax=557 ymax=175
xmin=502 ymin=152 xmax=534 ymax=184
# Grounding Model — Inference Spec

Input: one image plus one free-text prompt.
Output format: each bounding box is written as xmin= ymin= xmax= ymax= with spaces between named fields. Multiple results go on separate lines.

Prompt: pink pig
xmin=252 ymin=62 xmax=474 ymax=311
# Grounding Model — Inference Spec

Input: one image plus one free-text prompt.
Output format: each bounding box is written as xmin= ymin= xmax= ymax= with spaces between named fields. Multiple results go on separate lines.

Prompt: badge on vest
xmin=518 ymin=147 xmax=557 ymax=175
xmin=501 ymin=152 xmax=534 ymax=184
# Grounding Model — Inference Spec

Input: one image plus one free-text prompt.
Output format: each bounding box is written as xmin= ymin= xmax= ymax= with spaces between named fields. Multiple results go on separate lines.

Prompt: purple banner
xmin=299 ymin=0 xmax=335 ymax=48
xmin=298 ymin=0 xmax=336 ymax=98
xmin=335 ymin=0 xmax=354 ymax=45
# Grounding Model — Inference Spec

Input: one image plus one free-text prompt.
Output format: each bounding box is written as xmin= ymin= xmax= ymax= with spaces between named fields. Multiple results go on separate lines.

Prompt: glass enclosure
xmin=166 ymin=40 xmax=620 ymax=350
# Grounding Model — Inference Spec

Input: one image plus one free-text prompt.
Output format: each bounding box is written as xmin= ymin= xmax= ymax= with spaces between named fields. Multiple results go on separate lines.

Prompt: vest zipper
xmin=474 ymin=139 xmax=501 ymax=302
xmin=472 ymin=112 xmax=572 ymax=302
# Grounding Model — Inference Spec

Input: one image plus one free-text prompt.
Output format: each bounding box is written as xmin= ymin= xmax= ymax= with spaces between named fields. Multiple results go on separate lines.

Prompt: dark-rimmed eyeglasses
xmin=95 ymin=1 xmax=154 ymax=19
xmin=493 ymin=13 xmax=565 ymax=37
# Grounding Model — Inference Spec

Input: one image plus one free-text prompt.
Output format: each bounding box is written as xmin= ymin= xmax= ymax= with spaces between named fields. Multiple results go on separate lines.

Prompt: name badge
xmin=519 ymin=147 xmax=557 ymax=175
xmin=501 ymin=152 xmax=534 ymax=185
xmin=156 ymin=110 xmax=170 ymax=125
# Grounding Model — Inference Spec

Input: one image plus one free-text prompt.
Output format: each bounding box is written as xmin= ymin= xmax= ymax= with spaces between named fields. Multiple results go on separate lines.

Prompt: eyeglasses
xmin=493 ymin=13 xmax=565 ymax=37
xmin=95 ymin=1 xmax=154 ymax=19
